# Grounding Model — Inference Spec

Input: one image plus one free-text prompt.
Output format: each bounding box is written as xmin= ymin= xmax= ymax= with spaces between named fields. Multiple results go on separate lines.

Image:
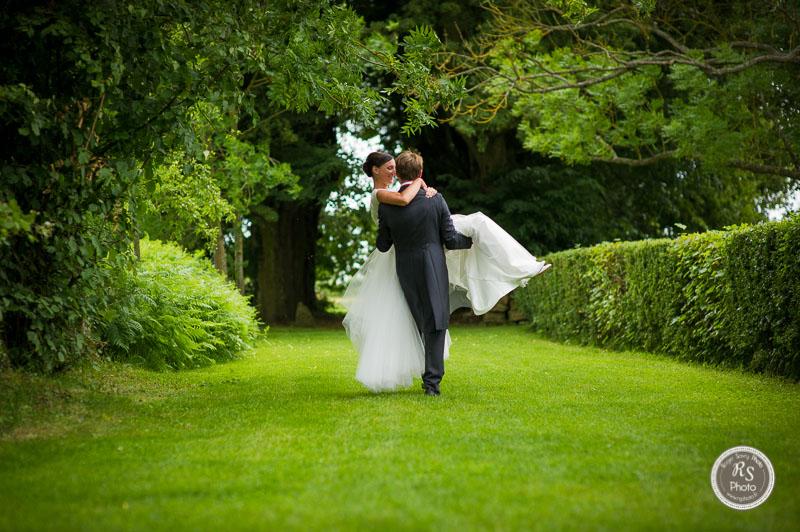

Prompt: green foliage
xmin=435 ymin=157 xmax=766 ymax=255
xmin=189 ymin=101 xmax=301 ymax=213
xmin=138 ymin=150 xmax=234 ymax=250
xmin=0 ymin=211 xmax=128 ymax=372
xmin=1 ymin=1 xmax=462 ymax=370
xmin=514 ymin=64 xmax=667 ymax=163
xmin=102 ymin=239 xmax=260 ymax=370
xmin=216 ymin=134 xmax=298 ymax=215
xmin=439 ymin=163 xmax=610 ymax=255
xmin=316 ymin=174 xmax=376 ymax=291
xmin=392 ymin=26 xmax=468 ymax=135
xmin=724 ymin=218 xmax=800 ymax=377
xmin=0 ymin=1 xmax=274 ymax=371
xmin=449 ymin=0 xmax=800 ymax=184
xmin=386 ymin=2 xmax=783 ymax=264
xmin=517 ymin=215 xmax=800 ymax=379
xmin=543 ymin=0 xmax=600 ymax=22
xmin=0 ymin=198 xmax=35 ymax=244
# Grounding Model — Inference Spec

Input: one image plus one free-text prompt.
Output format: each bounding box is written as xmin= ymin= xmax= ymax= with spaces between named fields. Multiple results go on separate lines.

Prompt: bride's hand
xmin=425 ymin=186 xmax=438 ymax=198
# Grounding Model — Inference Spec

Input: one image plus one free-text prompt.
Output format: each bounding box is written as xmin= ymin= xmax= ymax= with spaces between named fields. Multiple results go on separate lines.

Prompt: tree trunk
xmin=253 ymin=201 xmax=320 ymax=324
xmin=133 ymin=230 xmax=141 ymax=260
xmin=234 ymin=214 xmax=244 ymax=294
xmin=213 ymin=224 xmax=228 ymax=277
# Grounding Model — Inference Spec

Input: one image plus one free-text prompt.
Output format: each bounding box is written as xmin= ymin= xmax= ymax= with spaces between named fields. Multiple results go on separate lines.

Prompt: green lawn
xmin=1 ymin=326 xmax=798 ymax=531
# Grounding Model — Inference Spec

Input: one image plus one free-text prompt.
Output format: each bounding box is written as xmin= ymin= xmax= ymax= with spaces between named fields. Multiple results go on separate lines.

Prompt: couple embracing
xmin=342 ymin=150 xmax=550 ymax=396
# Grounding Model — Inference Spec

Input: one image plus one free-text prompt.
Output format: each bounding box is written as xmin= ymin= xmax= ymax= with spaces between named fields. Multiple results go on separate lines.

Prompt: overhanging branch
xmin=728 ymin=161 xmax=800 ymax=179
xmin=592 ymin=150 xmax=679 ymax=167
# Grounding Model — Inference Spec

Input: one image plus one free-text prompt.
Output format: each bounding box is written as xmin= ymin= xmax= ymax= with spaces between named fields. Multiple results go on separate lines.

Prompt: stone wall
xmin=450 ymin=290 xmax=528 ymax=325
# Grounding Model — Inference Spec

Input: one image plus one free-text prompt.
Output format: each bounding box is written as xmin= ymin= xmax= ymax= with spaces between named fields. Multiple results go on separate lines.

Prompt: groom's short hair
xmin=396 ymin=150 xmax=423 ymax=181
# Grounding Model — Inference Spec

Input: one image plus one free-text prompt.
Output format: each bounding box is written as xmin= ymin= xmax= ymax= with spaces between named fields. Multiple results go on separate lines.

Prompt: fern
xmin=100 ymin=239 xmax=261 ymax=370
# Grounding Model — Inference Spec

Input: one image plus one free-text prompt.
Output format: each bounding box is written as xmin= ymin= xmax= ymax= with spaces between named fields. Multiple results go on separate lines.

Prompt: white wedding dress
xmin=342 ymin=189 xmax=550 ymax=392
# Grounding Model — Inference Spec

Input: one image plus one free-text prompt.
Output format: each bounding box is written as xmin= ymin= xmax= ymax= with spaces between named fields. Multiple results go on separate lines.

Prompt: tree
xmin=136 ymin=148 xmax=234 ymax=253
xmin=441 ymin=0 xmax=800 ymax=184
xmin=316 ymin=148 xmax=378 ymax=293
xmin=190 ymin=101 xmax=299 ymax=292
xmin=427 ymin=144 xmax=768 ymax=253
xmin=324 ymin=0 xmax=786 ymax=282
xmin=0 ymin=0 xmax=461 ymax=369
xmin=245 ymin=112 xmax=348 ymax=322
xmin=2 ymin=0 xmax=270 ymax=369
xmin=236 ymin=21 xmax=466 ymax=322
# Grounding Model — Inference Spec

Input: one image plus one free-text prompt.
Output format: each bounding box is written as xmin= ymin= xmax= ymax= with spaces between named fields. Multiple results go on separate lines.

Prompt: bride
xmin=342 ymin=150 xmax=550 ymax=392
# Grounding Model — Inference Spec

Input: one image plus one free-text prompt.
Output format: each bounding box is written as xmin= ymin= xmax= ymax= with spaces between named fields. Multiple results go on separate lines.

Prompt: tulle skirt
xmin=341 ymin=246 xmax=447 ymax=392
xmin=342 ymin=212 xmax=549 ymax=392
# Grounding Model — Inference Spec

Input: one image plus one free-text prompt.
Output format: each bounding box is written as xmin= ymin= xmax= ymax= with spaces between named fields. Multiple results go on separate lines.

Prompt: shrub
xmin=516 ymin=215 xmax=800 ymax=380
xmin=101 ymin=239 xmax=261 ymax=370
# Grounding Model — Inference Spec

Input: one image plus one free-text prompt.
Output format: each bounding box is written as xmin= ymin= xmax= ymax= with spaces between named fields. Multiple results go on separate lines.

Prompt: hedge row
xmin=515 ymin=215 xmax=800 ymax=380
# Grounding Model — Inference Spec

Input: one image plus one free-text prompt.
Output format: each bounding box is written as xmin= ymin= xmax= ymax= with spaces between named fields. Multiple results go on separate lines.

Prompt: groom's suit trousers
xmin=422 ymin=329 xmax=447 ymax=390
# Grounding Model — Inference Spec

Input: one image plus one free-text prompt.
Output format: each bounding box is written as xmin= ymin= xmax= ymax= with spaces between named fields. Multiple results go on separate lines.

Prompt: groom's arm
xmin=376 ymin=205 xmax=393 ymax=253
xmin=437 ymin=195 xmax=472 ymax=250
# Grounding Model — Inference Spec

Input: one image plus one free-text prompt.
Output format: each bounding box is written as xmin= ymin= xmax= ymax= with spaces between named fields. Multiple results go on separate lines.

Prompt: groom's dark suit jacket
xmin=376 ymin=188 xmax=472 ymax=332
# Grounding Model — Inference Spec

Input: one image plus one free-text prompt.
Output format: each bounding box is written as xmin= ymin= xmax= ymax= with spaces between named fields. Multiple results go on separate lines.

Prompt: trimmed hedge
xmin=516 ymin=215 xmax=800 ymax=380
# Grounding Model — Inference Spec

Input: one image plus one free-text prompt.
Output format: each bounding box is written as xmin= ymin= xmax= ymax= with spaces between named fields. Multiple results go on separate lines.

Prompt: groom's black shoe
xmin=424 ymin=387 xmax=440 ymax=396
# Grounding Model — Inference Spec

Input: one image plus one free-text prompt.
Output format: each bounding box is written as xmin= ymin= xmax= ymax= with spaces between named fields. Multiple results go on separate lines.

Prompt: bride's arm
xmin=375 ymin=178 xmax=424 ymax=206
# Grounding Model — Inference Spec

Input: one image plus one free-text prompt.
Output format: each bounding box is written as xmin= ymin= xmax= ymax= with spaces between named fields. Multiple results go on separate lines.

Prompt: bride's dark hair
xmin=362 ymin=151 xmax=393 ymax=177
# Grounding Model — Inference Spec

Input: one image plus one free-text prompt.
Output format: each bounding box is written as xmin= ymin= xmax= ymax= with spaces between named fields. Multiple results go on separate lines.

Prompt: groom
xmin=376 ymin=151 xmax=473 ymax=396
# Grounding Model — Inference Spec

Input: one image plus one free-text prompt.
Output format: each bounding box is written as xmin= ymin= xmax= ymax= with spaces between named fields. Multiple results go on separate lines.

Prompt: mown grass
xmin=1 ymin=326 xmax=798 ymax=531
